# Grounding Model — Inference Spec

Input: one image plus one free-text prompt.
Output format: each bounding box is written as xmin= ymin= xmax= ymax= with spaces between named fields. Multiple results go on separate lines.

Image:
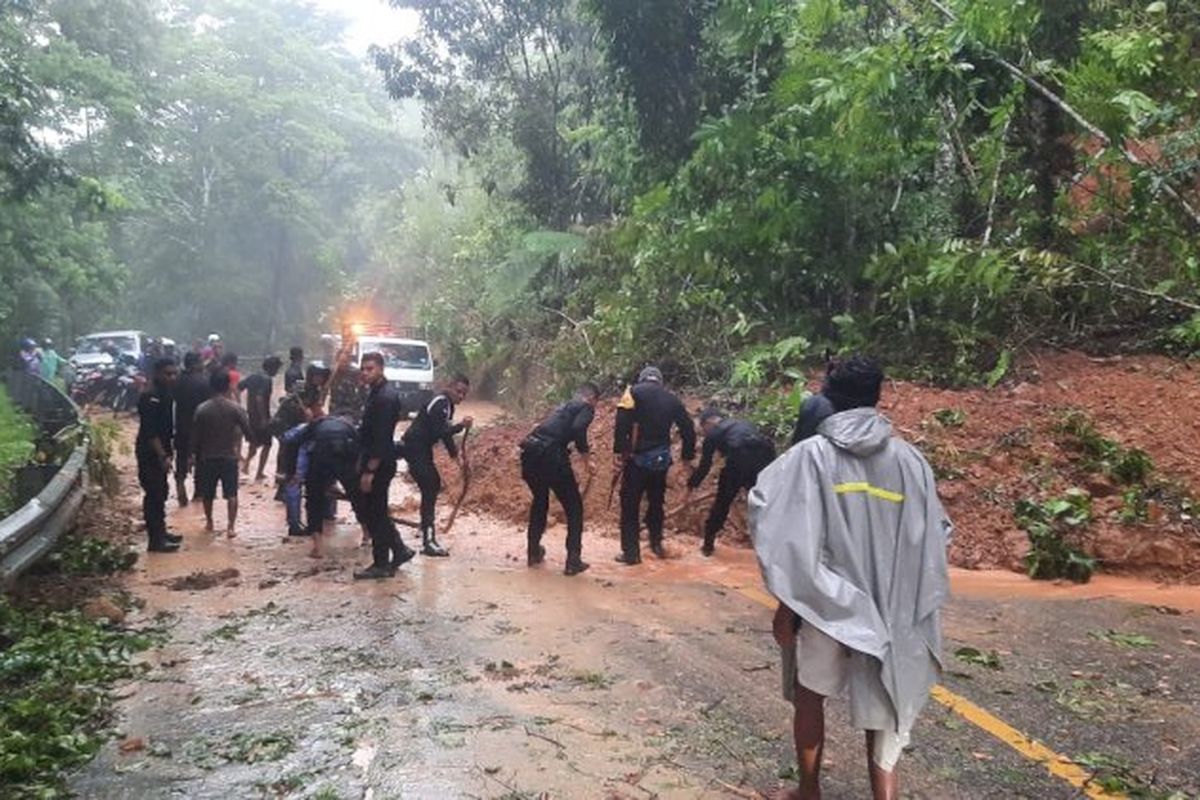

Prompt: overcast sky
xmin=311 ymin=0 xmax=419 ymax=56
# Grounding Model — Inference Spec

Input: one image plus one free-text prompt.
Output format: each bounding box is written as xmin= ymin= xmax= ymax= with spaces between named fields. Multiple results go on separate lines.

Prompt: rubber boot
xmin=422 ymin=526 xmax=449 ymax=557
xmin=527 ymin=542 xmax=546 ymax=566
xmin=701 ymin=531 xmax=716 ymax=557
xmin=564 ymin=553 xmax=589 ymax=576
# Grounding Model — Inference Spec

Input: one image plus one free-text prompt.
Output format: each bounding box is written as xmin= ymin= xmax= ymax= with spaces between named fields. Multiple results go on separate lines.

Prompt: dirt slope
xmin=431 ymin=351 xmax=1200 ymax=581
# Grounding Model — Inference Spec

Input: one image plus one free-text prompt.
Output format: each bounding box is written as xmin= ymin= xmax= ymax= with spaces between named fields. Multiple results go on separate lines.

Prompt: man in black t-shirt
xmin=173 ymin=352 xmax=213 ymax=506
xmin=137 ymin=358 xmax=180 ymax=552
xmin=613 ymin=366 xmax=696 ymax=564
xmin=239 ymin=355 xmax=282 ymax=481
xmin=687 ymin=408 xmax=776 ymax=556
xmin=520 ymin=383 xmax=599 ymax=575
xmin=400 ymin=374 xmax=473 ymax=559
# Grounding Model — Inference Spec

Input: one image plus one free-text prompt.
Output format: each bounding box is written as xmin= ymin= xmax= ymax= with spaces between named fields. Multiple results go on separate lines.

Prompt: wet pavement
xmin=71 ymin=415 xmax=1200 ymax=799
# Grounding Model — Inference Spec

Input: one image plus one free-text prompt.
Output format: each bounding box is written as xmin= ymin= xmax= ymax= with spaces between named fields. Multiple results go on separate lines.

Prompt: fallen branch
xmin=667 ymin=491 xmax=716 ymax=519
xmin=523 ymin=725 xmax=566 ymax=750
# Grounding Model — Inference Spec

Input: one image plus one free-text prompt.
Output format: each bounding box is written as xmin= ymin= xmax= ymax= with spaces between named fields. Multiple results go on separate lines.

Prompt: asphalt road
xmin=69 ymin=421 xmax=1200 ymax=800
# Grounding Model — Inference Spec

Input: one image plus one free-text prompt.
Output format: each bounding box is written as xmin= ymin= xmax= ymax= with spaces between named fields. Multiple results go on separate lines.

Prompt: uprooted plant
xmin=1014 ymin=489 xmax=1098 ymax=583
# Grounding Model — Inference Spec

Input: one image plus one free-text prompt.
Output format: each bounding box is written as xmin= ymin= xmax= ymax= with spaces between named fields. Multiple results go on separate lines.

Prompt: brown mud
xmin=441 ymin=351 xmax=1200 ymax=581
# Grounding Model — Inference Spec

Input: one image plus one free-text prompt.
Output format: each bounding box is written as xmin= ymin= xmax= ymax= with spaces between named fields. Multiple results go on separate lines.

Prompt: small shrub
xmin=1015 ymin=489 xmax=1097 ymax=583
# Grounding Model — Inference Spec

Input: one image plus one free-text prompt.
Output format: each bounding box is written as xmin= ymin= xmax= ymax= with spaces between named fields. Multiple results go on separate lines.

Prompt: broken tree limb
xmin=667 ymin=490 xmax=716 ymax=519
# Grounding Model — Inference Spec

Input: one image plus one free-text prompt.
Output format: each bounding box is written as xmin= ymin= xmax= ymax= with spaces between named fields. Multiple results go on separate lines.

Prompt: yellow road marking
xmin=833 ymin=481 xmax=905 ymax=503
xmin=719 ymin=579 xmax=1124 ymax=799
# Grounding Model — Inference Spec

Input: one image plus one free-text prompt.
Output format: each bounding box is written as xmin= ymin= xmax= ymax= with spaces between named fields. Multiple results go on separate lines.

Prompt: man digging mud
xmin=749 ymin=356 xmax=951 ymax=800
xmin=686 ymin=407 xmax=776 ymax=557
xmin=400 ymin=373 xmax=473 ymax=559
xmin=613 ymin=366 xmax=695 ymax=564
xmin=519 ymin=382 xmax=599 ymax=575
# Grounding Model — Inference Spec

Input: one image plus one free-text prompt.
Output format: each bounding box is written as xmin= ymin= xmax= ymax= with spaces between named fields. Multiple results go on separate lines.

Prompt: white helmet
xmin=207 ymin=333 xmax=221 ymax=344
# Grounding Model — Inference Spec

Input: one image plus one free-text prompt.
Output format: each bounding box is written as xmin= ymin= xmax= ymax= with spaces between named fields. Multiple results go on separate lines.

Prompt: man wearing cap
xmin=749 ymin=355 xmax=951 ymax=800
xmin=612 ymin=366 xmax=696 ymax=564
xmin=686 ymin=408 xmax=776 ymax=556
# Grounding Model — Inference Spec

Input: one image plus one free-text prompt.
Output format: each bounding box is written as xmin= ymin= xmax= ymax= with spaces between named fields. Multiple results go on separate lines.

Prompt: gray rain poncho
xmin=748 ymin=407 xmax=951 ymax=734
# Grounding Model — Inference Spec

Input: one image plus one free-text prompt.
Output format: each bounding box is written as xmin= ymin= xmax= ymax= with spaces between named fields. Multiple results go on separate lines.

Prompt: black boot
xmin=701 ymin=533 xmax=715 ymax=557
xmin=527 ymin=543 xmax=546 ymax=566
xmin=391 ymin=542 xmax=416 ymax=569
xmin=353 ymin=564 xmax=393 ymax=580
xmin=564 ymin=556 xmax=589 ymax=576
xmin=422 ymin=526 xmax=449 ymax=558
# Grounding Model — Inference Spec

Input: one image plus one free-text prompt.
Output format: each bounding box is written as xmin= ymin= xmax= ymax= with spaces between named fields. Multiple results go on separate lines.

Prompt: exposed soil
xmin=438 ymin=351 xmax=1200 ymax=581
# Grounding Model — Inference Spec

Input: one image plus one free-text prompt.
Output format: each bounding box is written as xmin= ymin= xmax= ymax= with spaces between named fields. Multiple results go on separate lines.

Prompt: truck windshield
xmin=373 ymin=343 xmax=430 ymax=370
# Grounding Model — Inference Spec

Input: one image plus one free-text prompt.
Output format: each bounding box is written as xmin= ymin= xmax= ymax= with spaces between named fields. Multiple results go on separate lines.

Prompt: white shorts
xmin=781 ymin=624 xmax=911 ymax=771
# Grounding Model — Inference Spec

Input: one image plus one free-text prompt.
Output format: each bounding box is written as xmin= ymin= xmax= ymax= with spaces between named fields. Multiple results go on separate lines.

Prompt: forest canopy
xmin=3 ymin=0 xmax=1199 ymax=395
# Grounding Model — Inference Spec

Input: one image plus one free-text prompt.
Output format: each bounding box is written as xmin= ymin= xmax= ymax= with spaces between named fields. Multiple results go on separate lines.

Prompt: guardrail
xmin=0 ymin=370 xmax=88 ymax=588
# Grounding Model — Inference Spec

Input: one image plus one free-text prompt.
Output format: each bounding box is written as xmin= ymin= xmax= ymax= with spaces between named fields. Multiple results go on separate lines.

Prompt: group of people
xmin=131 ymin=339 xmax=950 ymax=799
xmin=133 ymin=340 xmax=476 ymax=580
xmin=15 ymin=337 xmax=67 ymax=385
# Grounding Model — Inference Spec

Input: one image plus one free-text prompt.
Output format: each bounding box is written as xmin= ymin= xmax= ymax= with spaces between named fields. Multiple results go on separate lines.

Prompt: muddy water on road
xmin=70 ymin=414 xmax=1200 ymax=799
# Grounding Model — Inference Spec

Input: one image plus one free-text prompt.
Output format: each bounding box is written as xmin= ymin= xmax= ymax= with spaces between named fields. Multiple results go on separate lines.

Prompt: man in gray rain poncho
xmin=749 ymin=356 xmax=951 ymax=800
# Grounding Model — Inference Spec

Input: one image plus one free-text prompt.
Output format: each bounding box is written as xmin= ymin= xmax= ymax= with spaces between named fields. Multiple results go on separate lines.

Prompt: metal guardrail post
xmin=0 ymin=369 xmax=89 ymax=588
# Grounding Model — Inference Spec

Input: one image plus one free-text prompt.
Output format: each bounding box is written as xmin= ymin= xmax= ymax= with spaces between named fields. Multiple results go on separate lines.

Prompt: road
xmin=70 ymin=409 xmax=1200 ymax=799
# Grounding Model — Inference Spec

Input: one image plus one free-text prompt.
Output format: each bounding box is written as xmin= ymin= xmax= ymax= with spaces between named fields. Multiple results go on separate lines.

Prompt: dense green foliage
xmin=1 ymin=0 xmax=423 ymax=354
xmin=0 ymin=386 xmax=35 ymax=517
xmin=373 ymin=0 xmax=1200 ymax=394
xmin=0 ymin=598 xmax=161 ymax=796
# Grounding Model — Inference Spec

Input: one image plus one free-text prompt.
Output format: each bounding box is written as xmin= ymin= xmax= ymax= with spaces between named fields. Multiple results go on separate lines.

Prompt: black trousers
xmin=406 ymin=449 xmax=441 ymax=530
xmin=619 ymin=462 xmax=668 ymax=557
xmin=361 ymin=459 xmax=407 ymax=568
xmin=704 ymin=445 xmax=776 ymax=546
xmin=304 ymin=451 xmax=357 ymax=536
xmin=138 ymin=455 xmax=169 ymax=544
xmin=173 ymin=433 xmax=195 ymax=494
xmin=521 ymin=448 xmax=584 ymax=559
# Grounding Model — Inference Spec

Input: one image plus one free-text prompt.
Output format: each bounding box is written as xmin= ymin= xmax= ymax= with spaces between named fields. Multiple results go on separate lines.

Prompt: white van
xmin=351 ymin=330 xmax=435 ymax=398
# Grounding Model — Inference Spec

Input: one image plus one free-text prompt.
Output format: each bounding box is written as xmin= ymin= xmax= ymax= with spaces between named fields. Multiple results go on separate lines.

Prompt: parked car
xmin=70 ymin=330 xmax=150 ymax=371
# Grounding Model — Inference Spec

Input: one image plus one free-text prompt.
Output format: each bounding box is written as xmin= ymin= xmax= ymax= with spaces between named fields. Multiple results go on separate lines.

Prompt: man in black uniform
xmin=137 ymin=357 xmax=181 ymax=552
xmin=687 ymin=408 xmax=776 ymax=556
xmin=284 ymin=346 xmax=305 ymax=393
xmin=353 ymin=352 xmax=415 ymax=579
xmin=173 ymin=351 xmax=212 ymax=506
xmin=613 ymin=366 xmax=696 ymax=564
xmin=520 ymin=383 xmax=599 ymax=575
xmin=298 ymin=401 xmax=360 ymax=550
xmin=401 ymin=373 xmax=473 ymax=558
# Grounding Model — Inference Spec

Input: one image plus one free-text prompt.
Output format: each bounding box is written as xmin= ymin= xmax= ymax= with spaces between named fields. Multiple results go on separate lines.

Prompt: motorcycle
xmin=71 ymin=364 xmax=117 ymax=407
xmin=110 ymin=361 xmax=146 ymax=413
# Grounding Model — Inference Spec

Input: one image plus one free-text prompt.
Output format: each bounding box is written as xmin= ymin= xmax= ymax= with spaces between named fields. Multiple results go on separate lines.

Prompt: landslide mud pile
xmin=432 ymin=351 xmax=1200 ymax=580
xmin=432 ymin=398 xmax=744 ymax=546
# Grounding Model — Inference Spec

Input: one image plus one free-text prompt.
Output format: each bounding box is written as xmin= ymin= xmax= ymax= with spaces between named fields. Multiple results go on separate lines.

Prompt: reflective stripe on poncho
xmin=749 ymin=407 xmax=952 ymax=733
